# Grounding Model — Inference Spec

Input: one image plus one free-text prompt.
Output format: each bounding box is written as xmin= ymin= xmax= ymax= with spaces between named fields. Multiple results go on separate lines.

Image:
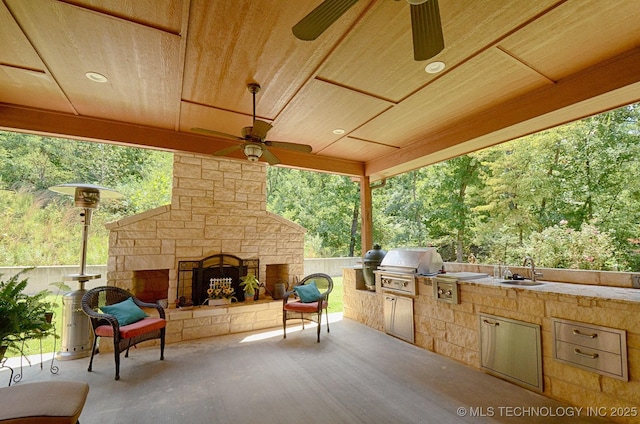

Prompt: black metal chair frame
xmin=282 ymin=273 xmax=333 ymax=342
xmin=81 ymin=286 xmax=165 ymax=380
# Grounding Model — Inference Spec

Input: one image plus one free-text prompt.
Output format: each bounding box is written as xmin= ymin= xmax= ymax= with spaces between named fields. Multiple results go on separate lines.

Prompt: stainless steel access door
xmin=479 ymin=313 xmax=543 ymax=392
xmin=383 ymin=294 xmax=414 ymax=343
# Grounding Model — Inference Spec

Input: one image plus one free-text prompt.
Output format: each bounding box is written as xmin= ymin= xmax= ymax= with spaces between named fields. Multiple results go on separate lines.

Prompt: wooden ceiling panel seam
xmin=3 ymin=0 xmax=79 ymax=115
xmin=494 ymin=45 xmax=556 ymax=84
xmin=314 ymin=103 xmax=396 ymax=155
xmin=57 ymin=0 xmax=183 ymax=35
xmin=174 ymin=0 xmax=192 ymax=132
xmin=316 ymin=0 xmax=569 ymax=104
xmin=344 ymin=135 xmax=401 ymax=150
xmin=368 ymin=81 xmax=640 ymax=182
xmin=0 ymin=62 xmax=45 ymax=75
xmin=388 ymin=0 xmax=570 ymax=106
xmin=365 ymin=45 xmax=640 ymax=180
xmin=0 ymin=2 xmax=43 ymax=70
xmin=270 ymin=0 xmax=378 ymax=124
xmin=7 ymin=1 xmax=183 ymax=124
xmin=181 ymin=99 xmax=257 ymax=123
xmin=314 ymin=76 xmax=399 ymax=104
xmin=180 ymin=0 xmax=374 ymax=120
xmin=351 ymin=48 xmax=551 ymax=148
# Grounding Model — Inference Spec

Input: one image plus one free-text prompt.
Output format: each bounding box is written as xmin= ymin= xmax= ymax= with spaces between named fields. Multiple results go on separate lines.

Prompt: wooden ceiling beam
xmin=366 ymin=46 xmax=640 ymax=181
xmin=0 ymin=103 xmax=364 ymax=177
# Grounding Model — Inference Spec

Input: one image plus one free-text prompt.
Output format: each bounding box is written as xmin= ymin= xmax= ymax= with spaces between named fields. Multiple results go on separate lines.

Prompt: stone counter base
xmin=343 ymin=267 xmax=640 ymax=424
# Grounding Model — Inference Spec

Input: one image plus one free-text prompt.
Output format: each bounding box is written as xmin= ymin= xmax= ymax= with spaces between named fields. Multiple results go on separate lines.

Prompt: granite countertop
xmin=452 ymin=275 xmax=640 ymax=303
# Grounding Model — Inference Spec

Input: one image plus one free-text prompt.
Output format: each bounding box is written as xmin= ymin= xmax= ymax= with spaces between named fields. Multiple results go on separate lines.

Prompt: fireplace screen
xmin=177 ymin=254 xmax=259 ymax=306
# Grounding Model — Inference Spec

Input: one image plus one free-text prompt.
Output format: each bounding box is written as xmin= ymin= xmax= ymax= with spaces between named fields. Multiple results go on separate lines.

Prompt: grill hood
xmin=379 ymin=247 xmax=443 ymax=275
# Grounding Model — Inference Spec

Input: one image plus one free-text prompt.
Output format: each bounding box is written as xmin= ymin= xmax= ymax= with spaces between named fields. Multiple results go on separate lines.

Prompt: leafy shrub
xmin=526 ymin=221 xmax=623 ymax=270
xmin=0 ymin=269 xmax=55 ymax=354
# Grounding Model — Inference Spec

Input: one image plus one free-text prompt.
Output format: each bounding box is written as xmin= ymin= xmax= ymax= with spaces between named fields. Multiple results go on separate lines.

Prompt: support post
xmin=359 ymin=176 xmax=373 ymax=256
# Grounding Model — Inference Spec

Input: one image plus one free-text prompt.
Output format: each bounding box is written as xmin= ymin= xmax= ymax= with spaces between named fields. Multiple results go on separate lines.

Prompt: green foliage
xmin=1 ymin=104 xmax=640 ymax=272
xmin=524 ymin=222 xmax=622 ymax=270
xmin=472 ymin=104 xmax=640 ymax=269
xmin=239 ymin=273 xmax=260 ymax=295
xmin=327 ymin=276 xmax=343 ymax=313
xmin=0 ymin=269 xmax=54 ymax=353
xmin=0 ymin=132 xmax=172 ymax=266
xmin=268 ymin=168 xmax=361 ymax=257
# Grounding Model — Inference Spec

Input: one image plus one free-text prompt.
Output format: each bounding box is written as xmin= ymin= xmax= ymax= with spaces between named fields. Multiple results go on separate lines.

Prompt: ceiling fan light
xmin=406 ymin=0 xmax=428 ymax=4
xmin=244 ymin=144 xmax=263 ymax=161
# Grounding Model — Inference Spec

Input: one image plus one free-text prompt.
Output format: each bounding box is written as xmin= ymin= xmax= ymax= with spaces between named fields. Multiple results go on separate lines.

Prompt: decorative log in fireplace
xmin=177 ymin=254 xmax=259 ymax=306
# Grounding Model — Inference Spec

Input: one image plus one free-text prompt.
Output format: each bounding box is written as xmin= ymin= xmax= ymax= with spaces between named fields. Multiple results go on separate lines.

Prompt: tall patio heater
xmin=49 ymin=183 xmax=123 ymax=360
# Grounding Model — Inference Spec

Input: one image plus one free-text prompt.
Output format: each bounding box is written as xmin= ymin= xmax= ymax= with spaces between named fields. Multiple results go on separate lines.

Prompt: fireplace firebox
xmin=177 ymin=254 xmax=259 ymax=306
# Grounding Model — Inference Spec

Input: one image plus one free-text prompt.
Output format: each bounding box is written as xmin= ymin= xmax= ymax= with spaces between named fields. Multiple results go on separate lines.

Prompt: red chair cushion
xmin=95 ymin=317 xmax=166 ymax=339
xmin=284 ymin=300 xmax=328 ymax=313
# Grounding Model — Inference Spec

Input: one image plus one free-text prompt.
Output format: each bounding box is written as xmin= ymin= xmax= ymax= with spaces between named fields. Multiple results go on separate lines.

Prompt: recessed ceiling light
xmin=85 ymin=72 xmax=108 ymax=83
xmin=333 ymin=128 xmax=345 ymax=135
xmin=425 ymin=61 xmax=445 ymax=74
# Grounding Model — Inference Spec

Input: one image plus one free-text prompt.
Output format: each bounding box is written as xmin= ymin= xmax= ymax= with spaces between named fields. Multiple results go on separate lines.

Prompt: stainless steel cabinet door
xmin=479 ymin=314 xmax=542 ymax=392
xmin=383 ymin=294 xmax=414 ymax=343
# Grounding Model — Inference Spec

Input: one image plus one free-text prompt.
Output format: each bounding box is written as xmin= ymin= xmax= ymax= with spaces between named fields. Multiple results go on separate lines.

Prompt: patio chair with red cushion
xmin=81 ymin=286 xmax=166 ymax=380
xmin=282 ymin=273 xmax=333 ymax=342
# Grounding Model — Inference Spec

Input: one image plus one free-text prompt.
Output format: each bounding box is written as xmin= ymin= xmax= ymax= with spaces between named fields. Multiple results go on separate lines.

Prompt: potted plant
xmin=0 ymin=270 xmax=55 ymax=361
xmin=240 ymin=273 xmax=260 ymax=302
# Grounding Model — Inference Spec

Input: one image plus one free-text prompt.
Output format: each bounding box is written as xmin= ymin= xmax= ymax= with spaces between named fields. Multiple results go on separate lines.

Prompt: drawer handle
xmin=573 ymin=348 xmax=599 ymax=359
xmin=482 ymin=319 xmax=499 ymax=327
xmin=385 ymin=296 xmax=396 ymax=301
xmin=572 ymin=329 xmax=598 ymax=339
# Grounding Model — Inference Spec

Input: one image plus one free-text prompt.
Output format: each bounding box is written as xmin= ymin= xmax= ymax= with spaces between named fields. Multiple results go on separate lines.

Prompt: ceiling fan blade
xmin=292 ymin=0 xmax=359 ymax=41
xmin=191 ymin=127 xmax=243 ymax=141
xmin=266 ymin=140 xmax=313 ymax=153
xmin=261 ymin=149 xmax=281 ymax=165
xmin=410 ymin=0 xmax=444 ymax=61
xmin=251 ymin=120 xmax=273 ymax=140
xmin=212 ymin=145 xmax=242 ymax=157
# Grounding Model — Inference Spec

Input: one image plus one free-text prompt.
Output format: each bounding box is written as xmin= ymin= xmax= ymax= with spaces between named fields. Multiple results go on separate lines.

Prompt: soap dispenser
xmin=502 ymin=267 xmax=513 ymax=280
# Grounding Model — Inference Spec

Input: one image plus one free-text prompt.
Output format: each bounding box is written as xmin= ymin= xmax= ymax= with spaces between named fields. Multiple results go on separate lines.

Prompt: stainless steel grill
xmin=375 ymin=247 xmax=443 ymax=296
xmin=375 ymin=247 xmax=442 ymax=344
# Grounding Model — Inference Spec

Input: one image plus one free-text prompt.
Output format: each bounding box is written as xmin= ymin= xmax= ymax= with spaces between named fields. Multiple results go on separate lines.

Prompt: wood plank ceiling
xmin=1 ymin=0 xmax=640 ymax=181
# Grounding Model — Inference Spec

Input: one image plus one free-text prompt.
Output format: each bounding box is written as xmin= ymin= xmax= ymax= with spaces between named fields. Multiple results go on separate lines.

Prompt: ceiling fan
xmin=292 ymin=0 xmax=444 ymax=61
xmin=191 ymin=83 xmax=312 ymax=165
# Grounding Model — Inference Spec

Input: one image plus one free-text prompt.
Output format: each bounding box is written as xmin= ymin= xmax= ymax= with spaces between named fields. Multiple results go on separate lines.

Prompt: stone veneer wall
xmin=343 ymin=267 xmax=640 ymax=424
xmin=105 ymin=153 xmax=306 ymax=306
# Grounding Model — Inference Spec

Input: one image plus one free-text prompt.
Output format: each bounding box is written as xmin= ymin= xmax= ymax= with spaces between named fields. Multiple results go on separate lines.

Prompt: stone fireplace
xmin=105 ymin=153 xmax=305 ymax=308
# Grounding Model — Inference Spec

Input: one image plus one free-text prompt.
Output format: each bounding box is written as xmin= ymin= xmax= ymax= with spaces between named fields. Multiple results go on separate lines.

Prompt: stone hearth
xmin=105 ymin=153 xmax=305 ymax=308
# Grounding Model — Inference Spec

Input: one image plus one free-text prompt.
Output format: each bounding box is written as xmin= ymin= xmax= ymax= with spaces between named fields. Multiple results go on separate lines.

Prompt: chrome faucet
xmin=522 ymin=256 xmax=543 ymax=282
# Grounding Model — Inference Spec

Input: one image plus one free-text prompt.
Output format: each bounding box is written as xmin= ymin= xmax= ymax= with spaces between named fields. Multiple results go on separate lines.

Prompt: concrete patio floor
xmin=1 ymin=314 xmax=612 ymax=424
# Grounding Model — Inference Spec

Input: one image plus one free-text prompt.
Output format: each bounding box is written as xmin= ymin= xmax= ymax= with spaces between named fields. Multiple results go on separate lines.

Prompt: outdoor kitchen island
xmin=343 ymin=265 xmax=640 ymax=424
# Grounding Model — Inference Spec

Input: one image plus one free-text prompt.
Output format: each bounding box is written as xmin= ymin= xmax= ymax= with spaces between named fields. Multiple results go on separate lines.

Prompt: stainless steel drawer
xmin=552 ymin=318 xmax=628 ymax=381
xmin=555 ymin=341 xmax=623 ymax=378
xmin=554 ymin=320 xmax=622 ymax=354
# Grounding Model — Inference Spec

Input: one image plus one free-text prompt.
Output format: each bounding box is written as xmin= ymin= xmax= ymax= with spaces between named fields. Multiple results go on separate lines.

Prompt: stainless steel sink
xmin=496 ymin=279 xmax=545 ymax=286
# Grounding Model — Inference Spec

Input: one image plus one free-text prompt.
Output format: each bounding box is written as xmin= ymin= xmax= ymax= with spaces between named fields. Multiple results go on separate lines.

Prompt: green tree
xmin=422 ymin=153 xmax=483 ymax=262
xmin=267 ymin=168 xmax=360 ymax=256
